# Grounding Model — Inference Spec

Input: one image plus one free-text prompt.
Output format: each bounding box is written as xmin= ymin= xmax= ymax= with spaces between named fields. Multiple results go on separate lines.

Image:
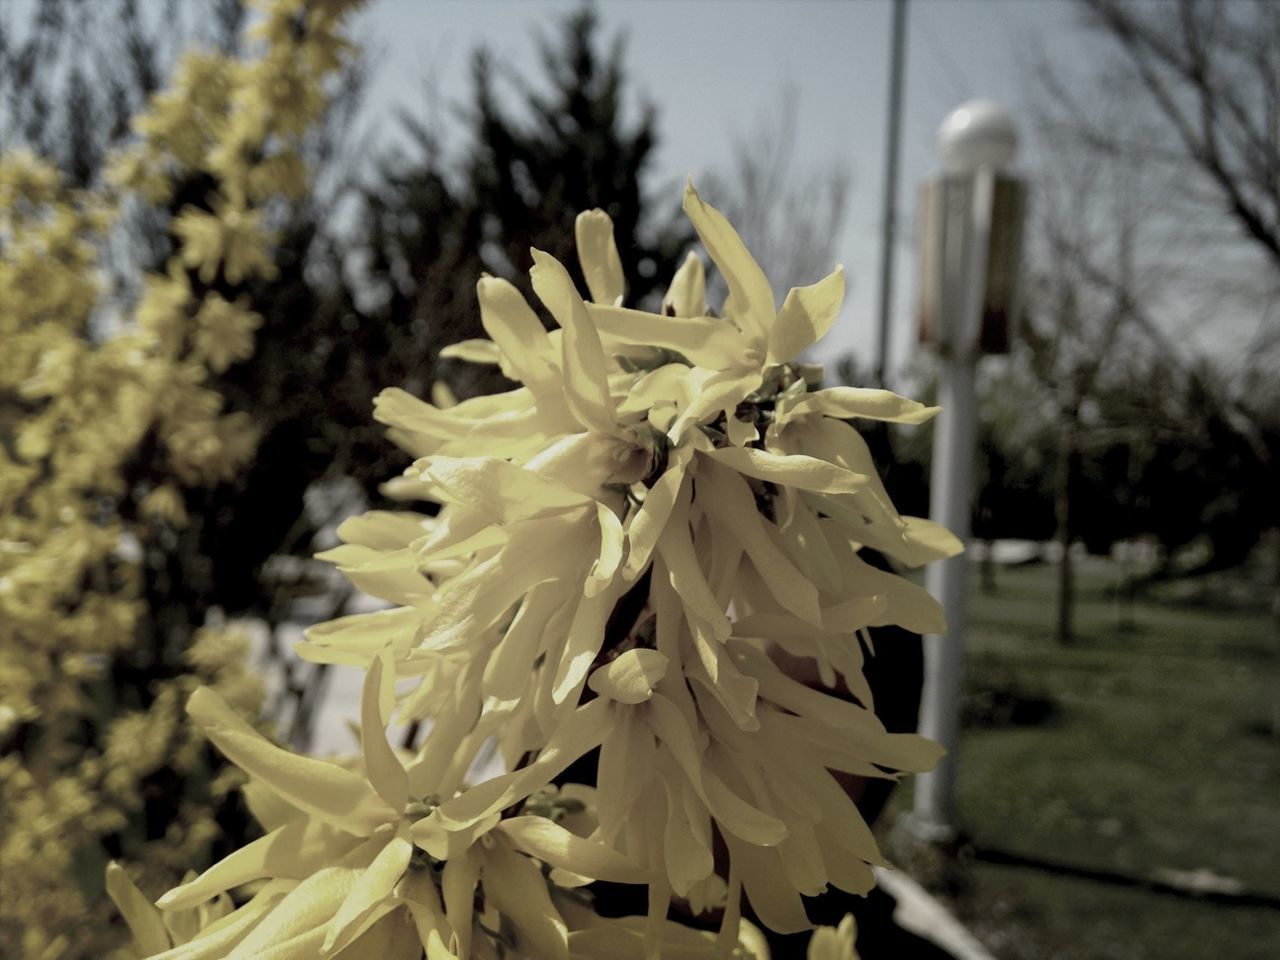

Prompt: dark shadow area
xmin=1062 ymin=632 xmax=1275 ymax=664
xmin=1243 ymin=720 xmax=1280 ymax=740
xmin=963 ymin=683 xmax=1059 ymax=729
xmin=764 ymin=886 xmax=958 ymax=960
xmin=973 ymin=847 xmax=1280 ymax=911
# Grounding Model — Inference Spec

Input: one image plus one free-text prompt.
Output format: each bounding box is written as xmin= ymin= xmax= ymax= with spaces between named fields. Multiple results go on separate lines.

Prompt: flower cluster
xmin=127 ymin=181 xmax=958 ymax=958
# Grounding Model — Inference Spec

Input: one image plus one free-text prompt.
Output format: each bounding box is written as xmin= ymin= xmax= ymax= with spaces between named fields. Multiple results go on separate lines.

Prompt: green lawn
xmin=885 ymin=558 xmax=1280 ymax=960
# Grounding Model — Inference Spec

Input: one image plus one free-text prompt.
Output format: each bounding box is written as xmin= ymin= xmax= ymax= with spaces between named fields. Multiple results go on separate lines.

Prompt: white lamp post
xmin=912 ymin=100 xmax=1026 ymax=839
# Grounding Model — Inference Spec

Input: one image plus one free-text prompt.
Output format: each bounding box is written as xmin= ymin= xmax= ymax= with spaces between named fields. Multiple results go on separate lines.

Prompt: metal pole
xmin=913 ymin=167 xmax=995 ymax=838
xmin=914 ymin=357 xmax=976 ymax=835
xmin=873 ymin=0 xmax=908 ymax=388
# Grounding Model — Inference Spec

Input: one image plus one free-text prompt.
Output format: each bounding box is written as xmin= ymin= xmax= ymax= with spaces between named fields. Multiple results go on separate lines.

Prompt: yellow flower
xmin=129 ymin=181 xmax=956 ymax=959
xmin=140 ymin=483 xmax=189 ymax=529
xmin=173 ymin=201 xmax=277 ymax=285
xmin=582 ymin=181 xmax=848 ymax=443
xmin=5 ymin=0 xmax=364 ymax=952
xmin=149 ymin=648 xmax=649 ymax=960
xmin=808 ymin=915 xmax=860 ymax=960
xmin=107 ymin=861 xmax=236 ymax=958
xmin=163 ymin=410 xmax=260 ymax=487
xmin=193 ymin=294 xmax=261 ymax=374
xmin=133 ymin=53 xmax=233 ymax=170
xmin=135 ymin=265 xmax=194 ymax=356
xmin=266 ymin=185 xmax=959 ymax=955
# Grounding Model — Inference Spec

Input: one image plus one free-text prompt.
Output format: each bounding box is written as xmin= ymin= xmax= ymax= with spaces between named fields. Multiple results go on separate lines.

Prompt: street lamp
xmin=911 ymin=99 xmax=1026 ymax=840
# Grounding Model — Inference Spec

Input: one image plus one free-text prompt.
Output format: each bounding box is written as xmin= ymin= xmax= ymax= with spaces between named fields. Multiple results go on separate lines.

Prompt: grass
xmin=882 ymin=557 xmax=1280 ymax=960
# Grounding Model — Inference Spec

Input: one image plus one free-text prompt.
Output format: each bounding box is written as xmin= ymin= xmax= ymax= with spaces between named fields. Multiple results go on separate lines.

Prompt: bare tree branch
xmin=702 ymin=85 xmax=852 ymax=305
xmin=1081 ymin=0 xmax=1280 ymax=270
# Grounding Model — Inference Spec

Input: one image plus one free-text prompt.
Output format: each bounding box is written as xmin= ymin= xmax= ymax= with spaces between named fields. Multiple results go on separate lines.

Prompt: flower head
xmin=145 ymin=183 xmax=956 ymax=959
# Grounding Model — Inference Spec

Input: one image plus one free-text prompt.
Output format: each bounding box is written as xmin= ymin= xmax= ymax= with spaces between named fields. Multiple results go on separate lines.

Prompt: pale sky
xmin=3 ymin=0 xmax=1109 ymax=377
xmin=355 ymin=0 xmax=1094 ymax=381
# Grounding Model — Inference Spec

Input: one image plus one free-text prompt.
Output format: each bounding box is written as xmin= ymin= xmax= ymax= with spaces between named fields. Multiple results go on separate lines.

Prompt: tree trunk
xmin=1113 ymin=543 xmax=1136 ymax=632
xmin=1116 ymin=571 xmax=1136 ymax=631
xmin=981 ymin=539 xmax=997 ymax=595
xmin=1054 ymin=413 xmax=1078 ymax=645
xmin=1272 ymin=530 xmax=1280 ymax=738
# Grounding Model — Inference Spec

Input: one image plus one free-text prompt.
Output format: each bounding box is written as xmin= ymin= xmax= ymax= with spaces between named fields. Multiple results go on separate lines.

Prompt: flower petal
xmin=779 ymin=386 xmax=939 ymax=425
xmin=725 ymin=410 xmax=758 ymax=447
xmin=667 ymin=369 xmax=758 ymax=443
xmin=187 ymin=687 xmax=394 ymax=836
xmin=419 ymin=519 xmax=574 ymax=652
xmin=415 ymin=455 xmax=590 ymax=523
xmin=552 ymin=582 xmax=622 ymax=703
xmin=660 ymin=764 xmax=714 ymax=896
xmin=685 ymin=641 xmax=759 ymax=731
xmin=766 ymin=267 xmax=845 ymax=365
xmin=901 ymin=515 xmax=965 ymax=560
xmin=499 ymin=816 xmax=652 ymax=884
xmin=481 ymin=840 xmax=569 ymax=960
xmin=722 ymin=833 xmax=810 ymax=935
xmin=530 ymin=248 xmax=617 ymax=434
xmin=589 ymin=302 xmax=749 ymax=369
xmin=426 ymin=928 xmax=460 ymax=960
xmin=337 ymin=511 xmax=432 ymax=551
xmin=143 ymin=887 xmax=288 ymax=960
xmin=808 ymin=915 xmax=861 ymax=960
xmin=482 ymin=583 xmax=574 ymax=701
xmin=662 ymin=250 xmax=707 ymax=318
xmin=702 ymin=757 xmax=788 ymax=847
xmin=428 ymin=699 xmax=613 ymax=829
xmin=224 ymin=867 xmax=357 ymax=959
xmin=683 ymin=181 xmax=774 ymax=342
xmin=588 ymin=648 xmax=670 ymax=704
xmin=476 ymin=276 xmax=560 ymax=398
xmin=438 ymin=338 xmax=501 ymax=364
xmin=361 ymin=649 xmax=409 ymax=812
xmin=373 ymin=387 xmax=469 ymax=443
xmin=299 ymin=606 xmax=426 ymax=667
xmin=337 ymin=910 xmax=424 ymax=960
xmin=440 ymin=851 xmax=479 ymax=960
xmin=106 ymin=862 xmax=171 ymax=955
xmin=696 ymin=460 xmax=821 ymax=626
xmin=324 ymin=834 xmax=414 ymax=953
xmin=397 ymin=868 xmax=449 ymax=948
xmin=158 ymin=819 xmax=359 ymax=911
xmin=623 ymin=444 xmax=690 ymax=580
xmin=705 ymin=446 xmax=866 ymax=495
xmin=587 ymin=502 xmax=625 ymax=596
xmin=850 ymin=555 xmax=948 ymax=634
xmin=655 ymin=479 xmax=731 ymax=641
xmin=575 ymin=209 xmax=626 ymax=306
xmin=595 ymin=712 xmax=655 ymax=844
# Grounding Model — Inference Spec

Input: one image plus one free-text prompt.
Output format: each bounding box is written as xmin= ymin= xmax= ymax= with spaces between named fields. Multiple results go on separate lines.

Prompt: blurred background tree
xmin=881 ymin=0 xmax=1280 ymax=647
xmin=1021 ymin=0 xmax=1280 ymax=640
xmin=0 ymin=2 xmax=364 ymax=954
xmin=1076 ymin=0 xmax=1280 ymax=580
xmin=357 ymin=5 xmax=690 ymax=403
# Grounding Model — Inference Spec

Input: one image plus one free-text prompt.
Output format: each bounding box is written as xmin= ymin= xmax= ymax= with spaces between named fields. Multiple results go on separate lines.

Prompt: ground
xmin=882 ymin=556 xmax=1280 ymax=960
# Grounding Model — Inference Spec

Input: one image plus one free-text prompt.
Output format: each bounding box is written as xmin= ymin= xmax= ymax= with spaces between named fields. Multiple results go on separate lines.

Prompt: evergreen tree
xmin=359 ymin=6 xmax=692 ymax=402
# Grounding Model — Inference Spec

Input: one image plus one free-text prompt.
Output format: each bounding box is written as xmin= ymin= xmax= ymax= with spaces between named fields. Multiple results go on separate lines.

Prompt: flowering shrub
xmin=108 ymin=172 xmax=960 ymax=959
xmin=0 ymin=1 xmax=361 ymax=956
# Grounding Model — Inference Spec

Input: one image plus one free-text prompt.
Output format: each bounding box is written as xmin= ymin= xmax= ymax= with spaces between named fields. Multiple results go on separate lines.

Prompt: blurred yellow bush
xmin=0 ymin=1 xmax=363 ymax=956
